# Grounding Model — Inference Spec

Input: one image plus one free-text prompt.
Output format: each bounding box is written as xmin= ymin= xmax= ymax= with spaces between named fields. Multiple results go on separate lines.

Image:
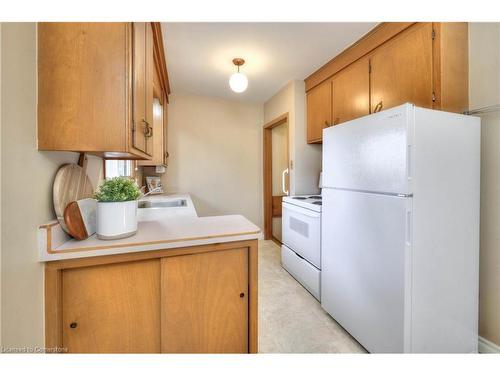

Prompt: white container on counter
xmin=96 ymin=200 xmax=138 ymax=240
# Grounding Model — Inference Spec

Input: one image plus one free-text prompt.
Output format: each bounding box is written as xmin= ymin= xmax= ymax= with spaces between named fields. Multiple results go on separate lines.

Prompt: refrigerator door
xmin=321 ymin=188 xmax=412 ymax=353
xmin=322 ymin=103 xmax=413 ymax=194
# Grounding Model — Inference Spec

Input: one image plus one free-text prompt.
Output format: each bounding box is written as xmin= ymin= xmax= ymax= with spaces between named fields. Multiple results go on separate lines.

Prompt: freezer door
xmin=322 ymin=103 xmax=413 ymax=194
xmin=321 ymin=188 xmax=412 ymax=353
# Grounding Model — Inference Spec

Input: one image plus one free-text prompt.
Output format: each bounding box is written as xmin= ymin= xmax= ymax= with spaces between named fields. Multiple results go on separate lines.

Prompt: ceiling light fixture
xmin=229 ymin=58 xmax=248 ymax=93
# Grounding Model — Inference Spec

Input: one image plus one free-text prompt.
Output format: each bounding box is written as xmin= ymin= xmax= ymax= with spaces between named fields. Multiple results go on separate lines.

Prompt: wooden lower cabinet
xmin=45 ymin=240 xmax=258 ymax=353
xmin=62 ymin=260 xmax=161 ymax=353
xmin=161 ymin=249 xmax=248 ymax=353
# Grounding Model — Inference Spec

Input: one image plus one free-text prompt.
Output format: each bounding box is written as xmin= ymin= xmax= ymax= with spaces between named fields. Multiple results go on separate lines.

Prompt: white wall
xmin=1 ymin=23 xmax=79 ymax=348
xmin=164 ymin=93 xmax=264 ymax=228
xmin=264 ymin=80 xmax=322 ymax=195
xmin=469 ymin=23 xmax=500 ymax=347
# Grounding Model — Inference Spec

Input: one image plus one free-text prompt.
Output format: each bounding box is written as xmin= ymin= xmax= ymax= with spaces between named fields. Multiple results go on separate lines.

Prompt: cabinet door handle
xmin=373 ymin=101 xmax=383 ymax=113
xmin=142 ymin=120 xmax=153 ymax=138
xmin=69 ymin=322 xmax=78 ymax=329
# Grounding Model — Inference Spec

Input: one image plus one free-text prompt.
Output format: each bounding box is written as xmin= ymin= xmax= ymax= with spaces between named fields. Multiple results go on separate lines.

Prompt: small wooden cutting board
xmin=64 ymin=198 xmax=97 ymax=240
xmin=53 ymin=163 xmax=94 ymax=233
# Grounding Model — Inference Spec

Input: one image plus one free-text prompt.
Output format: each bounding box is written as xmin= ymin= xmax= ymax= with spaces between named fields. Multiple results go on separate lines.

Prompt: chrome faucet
xmin=140 ymin=186 xmax=163 ymax=198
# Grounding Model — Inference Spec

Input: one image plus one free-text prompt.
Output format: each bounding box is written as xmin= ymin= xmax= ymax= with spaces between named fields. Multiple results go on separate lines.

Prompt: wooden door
xmin=132 ymin=22 xmax=148 ymax=154
xmin=62 ymin=260 xmax=161 ymax=353
xmin=161 ymin=249 xmax=249 ymax=353
xmin=370 ymin=22 xmax=434 ymax=113
xmin=331 ymin=58 xmax=370 ymax=125
xmin=307 ymin=79 xmax=332 ymax=143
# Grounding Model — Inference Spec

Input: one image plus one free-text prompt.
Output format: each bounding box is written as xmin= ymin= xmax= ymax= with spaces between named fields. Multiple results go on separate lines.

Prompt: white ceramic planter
xmin=96 ymin=200 xmax=138 ymax=240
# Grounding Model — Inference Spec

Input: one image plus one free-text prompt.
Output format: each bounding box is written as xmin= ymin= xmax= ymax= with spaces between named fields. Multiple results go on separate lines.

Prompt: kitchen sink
xmin=138 ymin=199 xmax=188 ymax=209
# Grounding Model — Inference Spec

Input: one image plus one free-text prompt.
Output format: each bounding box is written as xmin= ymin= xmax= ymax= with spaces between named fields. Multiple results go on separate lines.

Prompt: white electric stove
xmin=281 ymin=194 xmax=322 ymax=300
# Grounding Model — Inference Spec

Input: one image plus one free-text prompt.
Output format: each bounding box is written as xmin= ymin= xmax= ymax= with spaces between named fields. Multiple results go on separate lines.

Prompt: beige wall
xmin=0 ymin=22 xmax=3 ymax=348
xmin=264 ymin=80 xmax=322 ymax=195
xmin=164 ymin=93 xmax=264 ymax=228
xmin=0 ymin=23 xmax=79 ymax=348
xmin=469 ymin=23 xmax=500 ymax=347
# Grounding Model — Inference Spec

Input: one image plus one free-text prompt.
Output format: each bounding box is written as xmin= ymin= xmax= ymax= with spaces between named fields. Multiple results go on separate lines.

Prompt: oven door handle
xmin=282 ymin=168 xmax=289 ymax=195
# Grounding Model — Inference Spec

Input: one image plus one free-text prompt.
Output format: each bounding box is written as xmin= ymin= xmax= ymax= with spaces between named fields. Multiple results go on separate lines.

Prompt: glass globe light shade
xmin=229 ymin=72 xmax=248 ymax=93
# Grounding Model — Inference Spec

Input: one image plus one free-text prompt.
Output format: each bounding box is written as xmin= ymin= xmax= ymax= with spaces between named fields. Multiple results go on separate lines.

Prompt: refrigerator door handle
xmin=406 ymin=145 xmax=412 ymax=180
xmin=406 ymin=209 xmax=412 ymax=246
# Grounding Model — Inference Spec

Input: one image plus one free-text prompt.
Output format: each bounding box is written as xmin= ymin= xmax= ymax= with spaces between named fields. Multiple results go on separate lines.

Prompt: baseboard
xmin=479 ymin=336 xmax=500 ymax=353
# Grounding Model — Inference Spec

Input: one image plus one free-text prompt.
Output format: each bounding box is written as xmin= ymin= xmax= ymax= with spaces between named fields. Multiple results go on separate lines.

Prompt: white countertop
xmin=38 ymin=193 xmax=261 ymax=261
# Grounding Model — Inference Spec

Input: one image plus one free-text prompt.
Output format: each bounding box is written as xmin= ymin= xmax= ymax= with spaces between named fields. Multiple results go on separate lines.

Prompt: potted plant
xmin=93 ymin=177 xmax=141 ymax=240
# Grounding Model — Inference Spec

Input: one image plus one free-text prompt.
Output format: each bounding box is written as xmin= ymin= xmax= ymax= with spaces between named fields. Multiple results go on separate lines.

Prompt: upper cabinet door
xmin=307 ymin=79 xmax=332 ymax=143
xmin=145 ymin=22 xmax=155 ymax=155
xmin=132 ymin=22 xmax=148 ymax=155
xmin=370 ymin=23 xmax=434 ymax=113
xmin=331 ymin=58 xmax=370 ymax=125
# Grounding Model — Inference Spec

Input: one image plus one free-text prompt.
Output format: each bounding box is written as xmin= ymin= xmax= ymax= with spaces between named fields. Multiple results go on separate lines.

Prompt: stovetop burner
xmin=292 ymin=197 xmax=307 ymax=200
xmin=312 ymin=201 xmax=322 ymax=205
xmin=308 ymin=196 xmax=322 ymax=199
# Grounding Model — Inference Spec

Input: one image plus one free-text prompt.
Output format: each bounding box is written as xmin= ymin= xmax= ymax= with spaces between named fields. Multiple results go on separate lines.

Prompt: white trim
xmin=479 ymin=336 xmax=500 ymax=353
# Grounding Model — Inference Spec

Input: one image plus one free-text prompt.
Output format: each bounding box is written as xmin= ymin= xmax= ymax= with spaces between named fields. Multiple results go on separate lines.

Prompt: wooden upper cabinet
xmin=37 ymin=22 xmax=165 ymax=160
xmin=305 ymin=22 xmax=468 ymax=143
xmin=137 ymin=62 xmax=168 ymax=167
xmin=131 ymin=22 xmax=155 ymax=156
xmin=132 ymin=23 xmax=148 ymax=155
xmin=307 ymin=79 xmax=332 ymax=143
xmin=331 ymin=57 xmax=370 ymax=125
xmin=62 ymin=260 xmax=161 ymax=353
xmin=161 ymin=249 xmax=249 ymax=353
xmin=370 ymin=22 xmax=434 ymax=113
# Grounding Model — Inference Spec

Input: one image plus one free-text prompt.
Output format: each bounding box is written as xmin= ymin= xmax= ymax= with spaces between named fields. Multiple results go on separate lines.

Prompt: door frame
xmin=263 ymin=113 xmax=289 ymax=241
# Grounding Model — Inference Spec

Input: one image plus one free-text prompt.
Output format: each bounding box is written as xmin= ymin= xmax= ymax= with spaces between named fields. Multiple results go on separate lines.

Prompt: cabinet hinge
xmin=432 ymin=92 xmax=437 ymax=102
xmin=369 ymin=63 xmax=372 ymax=74
xmin=432 ymin=29 xmax=436 ymax=40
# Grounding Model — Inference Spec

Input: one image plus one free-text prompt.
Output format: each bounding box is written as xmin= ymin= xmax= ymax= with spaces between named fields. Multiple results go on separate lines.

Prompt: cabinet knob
xmin=69 ymin=322 xmax=78 ymax=329
xmin=239 ymin=292 xmax=245 ymax=298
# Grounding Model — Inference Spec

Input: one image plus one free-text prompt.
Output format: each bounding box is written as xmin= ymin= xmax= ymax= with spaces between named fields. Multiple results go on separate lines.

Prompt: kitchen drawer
xmin=281 ymin=245 xmax=320 ymax=301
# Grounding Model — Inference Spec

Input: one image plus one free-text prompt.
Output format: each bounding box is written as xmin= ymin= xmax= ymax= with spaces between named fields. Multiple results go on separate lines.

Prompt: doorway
xmin=263 ymin=113 xmax=290 ymax=243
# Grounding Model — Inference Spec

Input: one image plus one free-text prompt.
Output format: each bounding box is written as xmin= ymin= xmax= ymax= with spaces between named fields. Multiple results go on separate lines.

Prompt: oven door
xmin=282 ymin=202 xmax=321 ymax=268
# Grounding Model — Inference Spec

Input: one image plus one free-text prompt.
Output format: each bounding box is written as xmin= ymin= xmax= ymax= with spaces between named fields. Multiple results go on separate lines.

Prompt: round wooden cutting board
xmin=53 ymin=163 xmax=94 ymax=233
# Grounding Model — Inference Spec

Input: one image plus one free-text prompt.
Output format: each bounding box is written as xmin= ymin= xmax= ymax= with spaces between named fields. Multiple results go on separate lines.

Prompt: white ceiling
xmin=162 ymin=23 xmax=377 ymax=103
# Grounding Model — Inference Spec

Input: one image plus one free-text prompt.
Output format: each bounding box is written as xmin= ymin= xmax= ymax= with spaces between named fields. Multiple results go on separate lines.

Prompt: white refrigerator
xmin=321 ymin=103 xmax=480 ymax=353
